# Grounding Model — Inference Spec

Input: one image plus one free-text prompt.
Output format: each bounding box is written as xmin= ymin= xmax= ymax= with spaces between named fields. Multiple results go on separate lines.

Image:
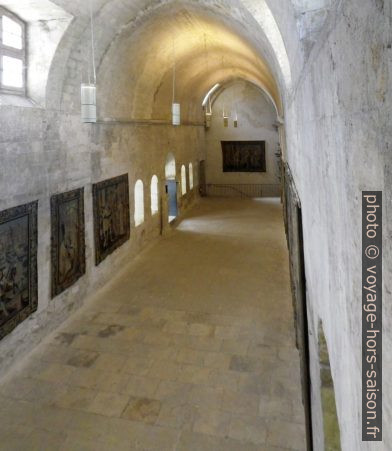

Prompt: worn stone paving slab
xmin=0 ymin=198 xmax=305 ymax=450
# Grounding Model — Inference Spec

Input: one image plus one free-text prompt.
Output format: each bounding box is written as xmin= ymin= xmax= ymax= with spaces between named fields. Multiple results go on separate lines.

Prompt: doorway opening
xmin=284 ymin=164 xmax=313 ymax=450
xmin=165 ymin=153 xmax=178 ymax=223
xmin=297 ymin=203 xmax=313 ymax=451
xmin=166 ymin=180 xmax=178 ymax=222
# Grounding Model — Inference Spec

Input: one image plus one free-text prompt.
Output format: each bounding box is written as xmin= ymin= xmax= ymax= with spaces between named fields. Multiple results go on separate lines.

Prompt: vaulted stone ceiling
xmin=3 ymin=0 xmax=320 ymax=121
xmin=97 ymin=5 xmax=282 ymax=121
xmin=45 ymin=0 xmax=306 ymax=121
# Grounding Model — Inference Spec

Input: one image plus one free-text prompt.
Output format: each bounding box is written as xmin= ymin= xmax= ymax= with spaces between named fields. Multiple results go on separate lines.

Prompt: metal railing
xmin=205 ymin=183 xmax=281 ymax=198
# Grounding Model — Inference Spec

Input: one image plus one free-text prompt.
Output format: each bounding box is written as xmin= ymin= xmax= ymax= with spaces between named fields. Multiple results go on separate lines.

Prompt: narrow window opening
xmin=134 ymin=180 xmax=144 ymax=226
xmin=181 ymin=165 xmax=187 ymax=195
xmin=189 ymin=163 xmax=194 ymax=189
xmin=0 ymin=9 xmax=26 ymax=94
xmin=151 ymin=175 xmax=159 ymax=215
xmin=2 ymin=15 xmax=22 ymax=49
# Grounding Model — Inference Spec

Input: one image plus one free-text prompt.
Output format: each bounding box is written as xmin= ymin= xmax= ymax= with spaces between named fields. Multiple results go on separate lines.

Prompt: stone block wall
xmin=205 ymin=81 xmax=280 ymax=192
xmin=0 ymin=104 xmax=205 ymax=377
xmin=283 ymin=1 xmax=392 ymax=448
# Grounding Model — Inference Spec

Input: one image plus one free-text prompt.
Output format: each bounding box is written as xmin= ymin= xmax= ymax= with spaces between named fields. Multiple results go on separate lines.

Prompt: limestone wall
xmin=0 ymin=106 xmax=204 ymax=376
xmin=284 ymin=1 xmax=392 ymax=448
xmin=205 ymin=81 xmax=280 ymax=191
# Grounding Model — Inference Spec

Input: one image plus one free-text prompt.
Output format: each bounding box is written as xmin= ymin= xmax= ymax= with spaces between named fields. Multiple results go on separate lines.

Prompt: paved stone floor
xmin=0 ymin=198 xmax=305 ymax=450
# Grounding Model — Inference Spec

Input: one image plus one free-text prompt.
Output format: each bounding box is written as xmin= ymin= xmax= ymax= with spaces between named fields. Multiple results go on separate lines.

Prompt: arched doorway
xmin=165 ymin=153 xmax=178 ymax=222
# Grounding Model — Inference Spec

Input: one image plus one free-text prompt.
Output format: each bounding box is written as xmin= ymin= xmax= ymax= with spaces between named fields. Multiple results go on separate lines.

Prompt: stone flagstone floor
xmin=0 ymin=198 xmax=306 ymax=450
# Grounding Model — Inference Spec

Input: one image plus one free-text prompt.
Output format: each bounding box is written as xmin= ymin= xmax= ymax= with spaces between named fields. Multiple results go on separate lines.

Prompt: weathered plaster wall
xmin=1 ymin=1 xmax=391 ymax=448
xmin=205 ymin=81 xmax=280 ymax=189
xmin=284 ymin=1 xmax=392 ymax=449
xmin=0 ymin=106 xmax=204 ymax=376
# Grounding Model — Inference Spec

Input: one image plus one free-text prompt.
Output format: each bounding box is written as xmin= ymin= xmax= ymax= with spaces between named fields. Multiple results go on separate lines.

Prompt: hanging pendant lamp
xmin=233 ymin=109 xmax=238 ymax=128
xmin=172 ymin=103 xmax=181 ymax=126
xmin=81 ymin=0 xmax=97 ymax=123
xmin=172 ymin=39 xmax=180 ymax=126
xmin=81 ymin=83 xmax=96 ymax=123
xmin=231 ymin=86 xmax=238 ymax=128
xmin=205 ymin=96 xmax=212 ymax=128
xmin=223 ymin=104 xmax=229 ymax=128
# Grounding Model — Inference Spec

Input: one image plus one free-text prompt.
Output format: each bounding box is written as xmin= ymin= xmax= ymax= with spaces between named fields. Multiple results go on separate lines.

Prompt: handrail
xmin=205 ymin=183 xmax=281 ymax=198
xmin=208 ymin=184 xmax=253 ymax=198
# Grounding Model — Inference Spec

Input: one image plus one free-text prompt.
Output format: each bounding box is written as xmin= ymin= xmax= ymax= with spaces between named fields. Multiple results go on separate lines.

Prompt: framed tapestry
xmin=0 ymin=201 xmax=38 ymax=340
xmin=221 ymin=141 xmax=266 ymax=173
xmin=93 ymin=174 xmax=130 ymax=266
xmin=51 ymin=188 xmax=86 ymax=298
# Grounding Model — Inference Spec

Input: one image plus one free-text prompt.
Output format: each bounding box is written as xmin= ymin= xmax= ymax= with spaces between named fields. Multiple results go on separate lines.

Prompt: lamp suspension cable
xmin=172 ymin=36 xmax=180 ymax=126
xmin=231 ymin=79 xmax=238 ymax=127
xmin=222 ymin=56 xmax=229 ymax=127
xmin=221 ymin=57 xmax=224 ymax=117
xmin=172 ymin=38 xmax=175 ymax=104
xmin=204 ymin=33 xmax=212 ymax=130
xmin=81 ymin=0 xmax=97 ymax=123
xmin=204 ymin=34 xmax=211 ymax=115
xmin=90 ymin=0 xmax=97 ymax=85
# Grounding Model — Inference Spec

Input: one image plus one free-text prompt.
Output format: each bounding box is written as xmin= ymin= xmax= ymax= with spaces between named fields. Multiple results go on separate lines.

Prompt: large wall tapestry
xmin=51 ymin=188 xmax=86 ymax=298
xmin=221 ymin=141 xmax=266 ymax=173
xmin=93 ymin=174 xmax=130 ymax=265
xmin=0 ymin=201 xmax=38 ymax=340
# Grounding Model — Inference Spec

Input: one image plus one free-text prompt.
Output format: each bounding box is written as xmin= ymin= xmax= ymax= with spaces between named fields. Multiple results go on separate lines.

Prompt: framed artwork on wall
xmin=51 ymin=188 xmax=86 ymax=298
xmin=0 ymin=201 xmax=38 ymax=340
xmin=221 ymin=141 xmax=266 ymax=173
xmin=93 ymin=174 xmax=130 ymax=265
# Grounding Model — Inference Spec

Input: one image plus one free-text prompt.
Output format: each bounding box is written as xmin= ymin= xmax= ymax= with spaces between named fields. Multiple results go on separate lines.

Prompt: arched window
xmin=165 ymin=153 xmax=176 ymax=180
xmin=189 ymin=163 xmax=194 ymax=189
xmin=181 ymin=165 xmax=187 ymax=195
xmin=150 ymin=175 xmax=159 ymax=215
xmin=134 ymin=180 xmax=144 ymax=226
xmin=0 ymin=8 xmax=26 ymax=93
